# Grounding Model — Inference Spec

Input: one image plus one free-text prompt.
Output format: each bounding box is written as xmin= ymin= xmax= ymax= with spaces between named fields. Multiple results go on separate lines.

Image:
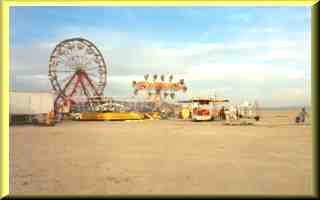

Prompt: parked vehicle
xmin=238 ymin=101 xmax=260 ymax=121
xmin=178 ymin=98 xmax=229 ymax=121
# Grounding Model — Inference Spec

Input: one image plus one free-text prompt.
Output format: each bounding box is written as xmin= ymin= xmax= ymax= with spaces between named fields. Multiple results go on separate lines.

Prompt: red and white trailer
xmin=179 ymin=98 xmax=229 ymax=121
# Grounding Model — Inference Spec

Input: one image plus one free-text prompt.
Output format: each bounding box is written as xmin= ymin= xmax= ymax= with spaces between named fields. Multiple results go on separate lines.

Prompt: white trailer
xmin=237 ymin=101 xmax=260 ymax=121
xmin=9 ymin=91 xmax=55 ymax=125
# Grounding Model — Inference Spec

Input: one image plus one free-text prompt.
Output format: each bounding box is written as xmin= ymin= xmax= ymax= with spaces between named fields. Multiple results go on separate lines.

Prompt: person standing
xmin=219 ymin=106 xmax=226 ymax=120
xmin=296 ymin=107 xmax=309 ymax=123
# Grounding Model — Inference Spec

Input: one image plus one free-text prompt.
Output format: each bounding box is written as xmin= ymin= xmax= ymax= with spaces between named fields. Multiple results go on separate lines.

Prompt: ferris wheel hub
xmin=76 ymin=69 xmax=84 ymax=73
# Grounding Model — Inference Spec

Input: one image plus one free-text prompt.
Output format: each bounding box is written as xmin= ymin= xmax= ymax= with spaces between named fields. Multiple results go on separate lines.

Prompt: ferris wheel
xmin=48 ymin=38 xmax=107 ymax=110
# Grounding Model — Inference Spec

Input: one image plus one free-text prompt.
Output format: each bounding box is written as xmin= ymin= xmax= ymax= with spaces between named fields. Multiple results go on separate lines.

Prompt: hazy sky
xmin=9 ymin=6 xmax=311 ymax=107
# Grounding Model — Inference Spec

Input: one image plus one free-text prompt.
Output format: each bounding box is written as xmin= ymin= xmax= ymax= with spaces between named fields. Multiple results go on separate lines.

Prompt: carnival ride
xmin=132 ymin=74 xmax=187 ymax=118
xmin=48 ymin=38 xmax=107 ymax=114
xmin=46 ymin=37 xmax=261 ymax=123
xmin=132 ymin=74 xmax=187 ymax=102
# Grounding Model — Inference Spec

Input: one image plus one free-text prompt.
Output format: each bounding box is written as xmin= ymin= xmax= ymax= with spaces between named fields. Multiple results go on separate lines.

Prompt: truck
xmin=9 ymin=91 xmax=56 ymax=126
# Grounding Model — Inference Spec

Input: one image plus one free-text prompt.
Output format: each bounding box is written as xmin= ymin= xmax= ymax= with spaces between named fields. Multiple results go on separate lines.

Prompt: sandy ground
xmin=9 ymin=109 xmax=314 ymax=195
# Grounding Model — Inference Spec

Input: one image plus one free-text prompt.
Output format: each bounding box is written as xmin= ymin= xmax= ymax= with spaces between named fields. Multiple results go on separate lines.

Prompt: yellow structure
xmin=73 ymin=111 xmax=164 ymax=121
xmin=180 ymin=108 xmax=191 ymax=120
xmin=46 ymin=111 xmax=55 ymax=126
xmin=143 ymin=112 xmax=161 ymax=120
xmin=75 ymin=112 xmax=144 ymax=121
